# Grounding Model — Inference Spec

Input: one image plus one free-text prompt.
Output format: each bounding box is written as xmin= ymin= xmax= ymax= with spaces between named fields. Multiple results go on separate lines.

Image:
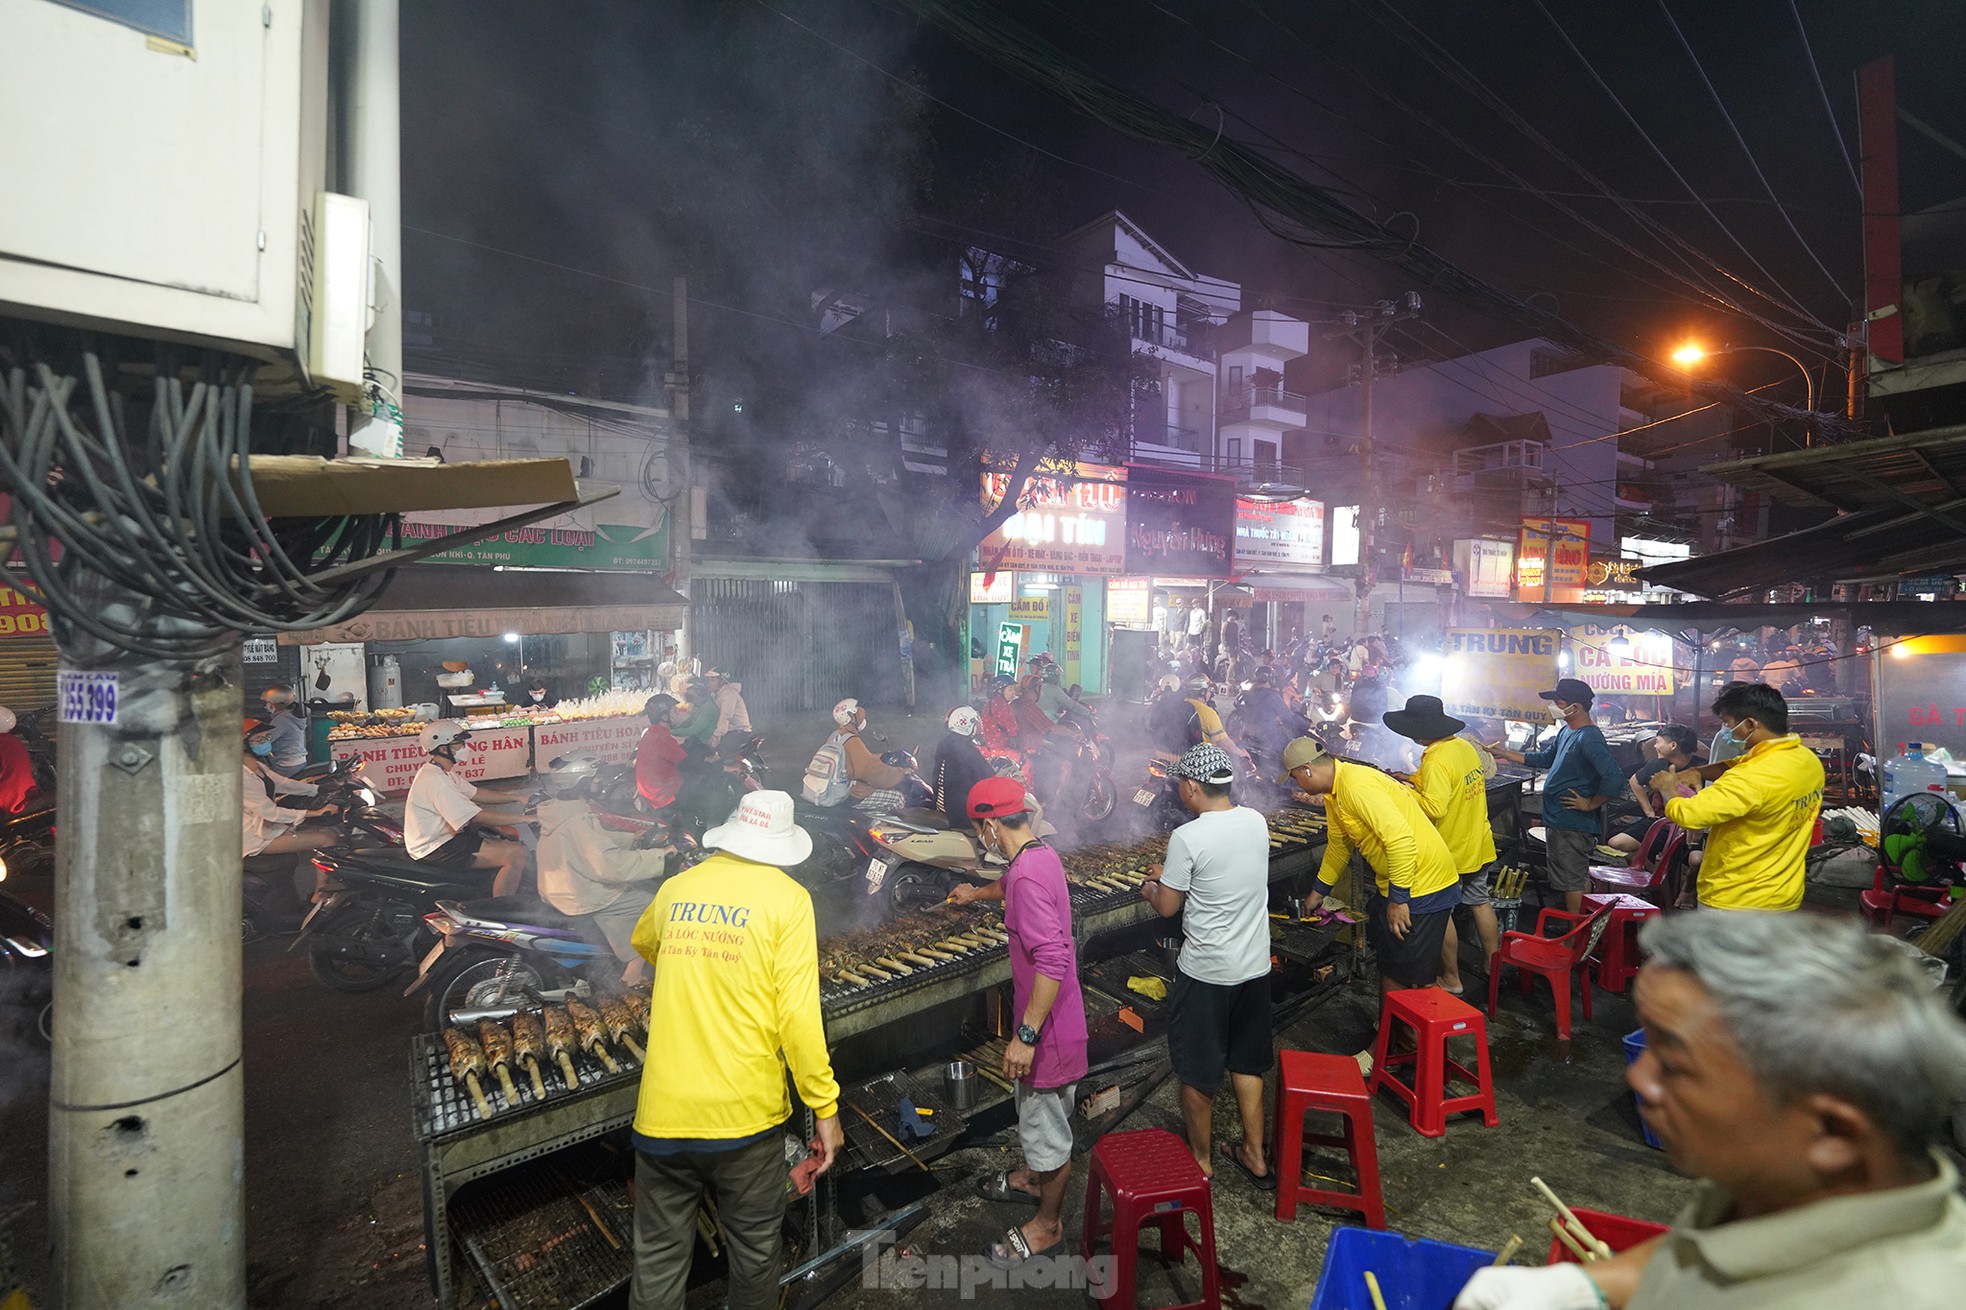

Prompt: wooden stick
xmin=1363 ymin=1270 xmax=1389 ymax=1310
xmin=1493 ymin=1234 xmax=1523 ymax=1266
xmin=589 ymin=1040 xmax=621 ymax=1075
xmin=622 ymin=1033 xmax=646 ymax=1062
xmin=1531 ymin=1177 xmax=1611 ymax=1258
xmin=558 ymin=1051 xmax=580 ymax=1088
xmin=523 ymin=1054 xmax=547 ymax=1099
xmin=492 ymin=1063 xmax=519 ymax=1104
xmin=1549 ymin=1218 xmax=1595 ymax=1263
xmin=463 ymin=1071 xmax=494 ymax=1120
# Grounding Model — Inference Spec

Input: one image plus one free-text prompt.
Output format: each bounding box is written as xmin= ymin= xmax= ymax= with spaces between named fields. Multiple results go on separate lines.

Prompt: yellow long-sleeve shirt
xmin=630 ymin=851 xmax=841 ymax=1140
xmin=1316 ymin=760 xmax=1463 ymax=903
xmin=1410 ymin=737 xmax=1497 ymax=875
xmin=1665 ymin=734 xmax=1824 ymax=911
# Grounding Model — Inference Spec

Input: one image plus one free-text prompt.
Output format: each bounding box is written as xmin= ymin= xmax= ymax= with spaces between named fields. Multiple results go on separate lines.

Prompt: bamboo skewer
xmin=1532 ymin=1177 xmax=1612 ymax=1259
xmin=1363 ymin=1270 xmax=1389 ymax=1310
xmin=522 ymin=1054 xmax=548 ymax=1100
xmin=845 ymin=1100 xmax=935 ymax=1176
xmin=1549 ymin=1218 xmax=1595 ymax=1263
xmin=1493 ymin=1234 xmax=1524 ymax=1266
xmin=462 ymin=1071 xmax=494 ymax=1121
xmin=559 ymin=1051 xmax=581 ymax=1087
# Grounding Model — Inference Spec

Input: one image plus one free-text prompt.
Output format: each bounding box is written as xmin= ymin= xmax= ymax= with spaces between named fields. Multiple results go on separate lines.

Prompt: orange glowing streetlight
xmin=1669 ymin=340 xmax=1815 ymax=416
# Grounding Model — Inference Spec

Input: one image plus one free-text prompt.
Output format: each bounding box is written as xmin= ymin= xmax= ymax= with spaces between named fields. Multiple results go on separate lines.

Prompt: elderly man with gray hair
xmin=1456 ymin=910 xmax=1966 ymax=1310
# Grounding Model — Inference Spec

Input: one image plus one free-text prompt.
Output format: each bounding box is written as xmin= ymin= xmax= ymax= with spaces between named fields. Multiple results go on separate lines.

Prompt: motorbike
xmin=296 ymin=843 xmax=498 ymax=992
xmin=0 ymin=886 xmax=53 ymax=1046
xmin=240 ymin=758 xmax=396 ymax=939
xmin=411 ymin=895 xmax=632 ymax=1033
xmin=1054 ymin=707 xmax=1118 ymax=825
xmin=0 ymin=710 xmax=58 ymax=885
xmin=1125 ymin=756 xmax=1191 ymax=835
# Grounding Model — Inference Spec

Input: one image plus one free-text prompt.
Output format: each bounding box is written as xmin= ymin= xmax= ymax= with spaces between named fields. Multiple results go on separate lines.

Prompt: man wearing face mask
xmin=1653 ymin=682 xmax=1824 ymax=912
xmin=523 ymin=676 xmax=557 ymax=710
xmin=1490 ymin=677 xmax=1621 ymax=915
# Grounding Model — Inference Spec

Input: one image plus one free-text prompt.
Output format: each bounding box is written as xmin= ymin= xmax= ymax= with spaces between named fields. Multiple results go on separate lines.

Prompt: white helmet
xmin=946 ymin=706 xmax=981 ymax=737
xmin=1156 ymin=675 xmax=1181 ymax=695
xmin=543 ymin=751 xmax=602 ymax=796
xmin=833 ymin=697 xmax=861 ymax=726
xmin=0 ymin=706 xmax=13 ymax=734
xmin=418 ymin=719 xmax=471 ymax=754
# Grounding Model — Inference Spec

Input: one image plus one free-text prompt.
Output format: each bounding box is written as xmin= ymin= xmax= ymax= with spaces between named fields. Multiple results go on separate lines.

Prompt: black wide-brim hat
xmin=1383 ymin=694 xmax=1466 ymax=742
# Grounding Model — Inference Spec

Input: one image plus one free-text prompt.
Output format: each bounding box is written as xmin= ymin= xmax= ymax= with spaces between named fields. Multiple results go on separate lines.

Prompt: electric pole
xmin=1324 ymin=294 xmax=1422 ymax=634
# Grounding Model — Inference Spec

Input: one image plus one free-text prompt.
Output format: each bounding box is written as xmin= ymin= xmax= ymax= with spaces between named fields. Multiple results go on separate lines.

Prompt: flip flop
xmin=973 ymin=1170 xmax=1041 ymax=1205
xmin=986 ymin=1224 xmax=1065 ymax=1270
xmin=1220 ymin=1144 xmax=1277 ymax=1192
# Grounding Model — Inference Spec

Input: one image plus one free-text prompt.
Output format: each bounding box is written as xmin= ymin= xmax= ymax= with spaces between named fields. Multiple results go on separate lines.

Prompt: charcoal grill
xmin=412 ymin=1025 xmax=639 ymax=1141
xmin=449 ymin=1161 xmax=634 ymax=1310
xmin=840 ymin=1070 xmax=966 ymax=1173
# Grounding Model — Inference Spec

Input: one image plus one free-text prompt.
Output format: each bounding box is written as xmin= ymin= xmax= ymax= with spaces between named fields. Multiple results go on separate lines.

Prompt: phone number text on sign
xmin=58 ymin=671 xmax=119 ymax=725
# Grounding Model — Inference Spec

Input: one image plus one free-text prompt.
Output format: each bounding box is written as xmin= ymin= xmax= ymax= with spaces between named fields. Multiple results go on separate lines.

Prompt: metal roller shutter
xmin=690 ymin=579 xmax=904 ymax=717
xmin=0 ymin=635 xmax=59 ymax=712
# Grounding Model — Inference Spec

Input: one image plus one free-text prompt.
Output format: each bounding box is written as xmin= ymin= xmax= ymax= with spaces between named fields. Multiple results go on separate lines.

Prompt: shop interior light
xmin=502 ymin=632 xmax=520 ymax=644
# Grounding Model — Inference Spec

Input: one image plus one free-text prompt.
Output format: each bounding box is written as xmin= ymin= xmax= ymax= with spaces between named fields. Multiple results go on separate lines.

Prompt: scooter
xmin=296 ymin=845 xmax=496 ymax=992
xmin=1055 ymin=707 xmax=1118 ymax=825
xmin=1125 ymin=756 xmax=1190 ymax=835
xmin=241 ymin=758 xmax=396 ymax=938
xmin=410 ymin=896 xmax=625 ymax=1033
xmin=0 ymin=886 xmax=53 ymax=1046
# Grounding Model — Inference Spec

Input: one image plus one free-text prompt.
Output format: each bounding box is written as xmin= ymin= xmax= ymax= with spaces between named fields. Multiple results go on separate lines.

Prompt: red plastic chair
xmin=1487 ymin=904 xmax=1612 ymax=1040
xmin=1080 ymin=1128 xmax=1219 ymax=1310
xmin=1587 ymin=819 xmax=1685 ymax=902
xmin=1582 ymin=893 xmax=1661 ymax=994
xmin=1859 ymin=864 xmax=1949 ymax=932
xmin=1273 ymin=1050 xmax=1385 ymax=1225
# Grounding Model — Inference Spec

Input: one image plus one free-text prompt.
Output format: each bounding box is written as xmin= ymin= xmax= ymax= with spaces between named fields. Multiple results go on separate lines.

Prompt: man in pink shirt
xmin=949 ymin=776 xmax=1088 ymax=1270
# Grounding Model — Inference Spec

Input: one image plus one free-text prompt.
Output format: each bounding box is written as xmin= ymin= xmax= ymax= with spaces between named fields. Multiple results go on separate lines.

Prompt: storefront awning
xmin=279 ymin=566 xmax=689 ymax=644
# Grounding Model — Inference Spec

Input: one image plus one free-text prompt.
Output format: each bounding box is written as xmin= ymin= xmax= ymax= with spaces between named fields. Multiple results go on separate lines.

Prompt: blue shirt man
xmin=1493 ymin=677 xmax=1621 ymax=913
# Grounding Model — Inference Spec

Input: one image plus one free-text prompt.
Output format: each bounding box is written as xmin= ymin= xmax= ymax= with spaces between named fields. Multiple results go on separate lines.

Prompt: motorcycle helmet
xmin=946 ymin=705 xmax=981 ymax=737
xmin=418 ymin=719 xmax=472 ymax=756
xmin=544 ymin=751 xmax=602 ymax=797
xmin=0 ymin=705 xmax=14 ymax=733
xmin=643 ymin=693 xmax=679 ymax=722
xmin=1186 ymin=675 xmax=1212 ymax=694
xmin=1156 ymin=674 xmax=1181 ymax=695
xmin=1252 ymin=666 xmax=1276 ymax=687
xmin=833 ymin=697 xmax=862 ymax=726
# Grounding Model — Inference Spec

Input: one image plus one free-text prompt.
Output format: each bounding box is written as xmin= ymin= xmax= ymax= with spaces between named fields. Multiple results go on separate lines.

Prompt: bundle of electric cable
xmin=0 ymin=351 xmax=398 ymax=660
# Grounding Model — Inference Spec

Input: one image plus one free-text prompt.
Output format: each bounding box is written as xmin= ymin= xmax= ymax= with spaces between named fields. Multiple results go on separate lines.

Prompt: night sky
xmin=399 ymin=0 xmax=1966 ymax=407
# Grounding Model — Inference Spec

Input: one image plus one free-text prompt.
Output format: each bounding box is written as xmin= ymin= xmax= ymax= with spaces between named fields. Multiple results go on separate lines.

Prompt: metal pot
xmin=943 ymin=1060 xmax=977 ymax=1112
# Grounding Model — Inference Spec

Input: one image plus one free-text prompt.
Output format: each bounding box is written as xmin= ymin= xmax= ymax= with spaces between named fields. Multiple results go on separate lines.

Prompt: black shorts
xmin=419 ymin=828 xmax=484 ymax=867
xmin=1166 ymin=972 xmax=1272 ymax=1095
xmin=1366 ymin=894 xmax=1454 ymax=988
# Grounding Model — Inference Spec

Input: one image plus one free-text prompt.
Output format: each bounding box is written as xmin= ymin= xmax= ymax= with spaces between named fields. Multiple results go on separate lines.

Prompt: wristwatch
xmin=1016 ymin=1023 xmax=1040 ymax=1046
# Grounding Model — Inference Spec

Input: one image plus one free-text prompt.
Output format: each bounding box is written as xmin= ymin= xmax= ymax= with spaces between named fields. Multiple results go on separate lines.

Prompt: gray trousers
xmin=630 ymin=1133 xmax=786 ymax=1310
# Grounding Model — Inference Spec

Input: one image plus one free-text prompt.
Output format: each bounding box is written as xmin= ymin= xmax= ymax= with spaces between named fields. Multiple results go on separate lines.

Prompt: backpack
xmin=802 ymin=729 xmax=854 ymax=805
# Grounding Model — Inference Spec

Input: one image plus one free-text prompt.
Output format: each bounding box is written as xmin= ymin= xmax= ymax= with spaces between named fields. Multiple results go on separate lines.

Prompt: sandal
xmin=1220 ymin=1143 xmax=1277 ymax=1192
xmin=973 ymin=1169 xmax=1041 ymax=1205
xmin=986 ymin=1224 xmax=1065 ymax=1270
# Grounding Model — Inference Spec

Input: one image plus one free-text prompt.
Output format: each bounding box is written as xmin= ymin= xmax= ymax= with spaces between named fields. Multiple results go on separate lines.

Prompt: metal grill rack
xmin=840 ymin=1070 xmax=967 ymax=1173
xmin=412 ymin=1029 xmax=640 ymax=1142
xmin=449 ymin=1161 xmax=634 ymax=1310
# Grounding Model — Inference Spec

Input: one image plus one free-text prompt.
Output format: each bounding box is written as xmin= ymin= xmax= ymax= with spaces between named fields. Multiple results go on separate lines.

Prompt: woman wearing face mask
xmin=242 ymin=722 xmax=341 ymax=857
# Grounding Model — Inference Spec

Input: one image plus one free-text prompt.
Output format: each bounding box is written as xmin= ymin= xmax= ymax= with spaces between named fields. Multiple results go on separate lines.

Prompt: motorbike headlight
xmin=358 ymin=788 xmax=377 ymax=806
xmin=0 ymin=852 xmax=8 ymax=882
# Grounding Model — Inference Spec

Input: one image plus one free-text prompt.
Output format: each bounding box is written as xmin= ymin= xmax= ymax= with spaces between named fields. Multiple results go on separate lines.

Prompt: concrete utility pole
xmin=49 ymin=589 xmax=246 ymax=1309
xmin=335 ymin=0 xmax=404 ymax=458
xmin=1324 ymin=294 xmax=1422 ymax=634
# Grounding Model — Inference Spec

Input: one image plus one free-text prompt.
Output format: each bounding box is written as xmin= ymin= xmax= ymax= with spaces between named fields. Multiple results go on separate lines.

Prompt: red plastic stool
xmin=1368 ymin=988 xmax=1499 ymax=1138
xmin=1584 ymin=893 xmax=1660 ymax=994
xmin=1080 ymin=1128 xmax=1220 ymax=1310
xmin=1272 ymin=1049 xmax=1385 ymax=1227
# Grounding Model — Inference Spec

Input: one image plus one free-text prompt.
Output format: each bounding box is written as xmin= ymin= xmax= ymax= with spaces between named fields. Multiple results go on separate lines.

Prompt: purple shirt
xmin=1002 ymin=841 xmax=1089 ymax=1089
xmin=998 ymin=841 xmax=1093 ymax=1085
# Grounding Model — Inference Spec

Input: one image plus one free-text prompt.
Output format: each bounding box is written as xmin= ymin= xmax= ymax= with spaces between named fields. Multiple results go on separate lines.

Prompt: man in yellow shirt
xmin=1283 ymin=737 xmax=1463 ymax=1073
xmin=1654 ymin=683 xmax=1824 ymax=912
xmin=628 ymin=791 xmax=843 ymax=1310
xmin=1385 ymin=697 xmax=1500 ymax=996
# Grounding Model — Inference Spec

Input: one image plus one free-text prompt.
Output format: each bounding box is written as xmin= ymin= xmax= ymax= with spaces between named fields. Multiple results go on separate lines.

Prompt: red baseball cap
xmin=966 ymin=776 xmax=1029 ymax=820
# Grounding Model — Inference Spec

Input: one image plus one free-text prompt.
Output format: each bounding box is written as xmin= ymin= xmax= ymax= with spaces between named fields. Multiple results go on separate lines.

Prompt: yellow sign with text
xmin=1440 ymin=628 xmax=1561 ymax=723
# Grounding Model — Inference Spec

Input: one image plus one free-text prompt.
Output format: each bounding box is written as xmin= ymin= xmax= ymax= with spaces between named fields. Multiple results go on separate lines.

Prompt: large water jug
xmin=1882 ymin=743 xmax=1949 ymax=813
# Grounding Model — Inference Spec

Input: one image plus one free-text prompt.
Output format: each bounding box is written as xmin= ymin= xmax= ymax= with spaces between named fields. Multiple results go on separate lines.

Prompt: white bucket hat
xmin=702 ymin=790 xmax=813 ymax=867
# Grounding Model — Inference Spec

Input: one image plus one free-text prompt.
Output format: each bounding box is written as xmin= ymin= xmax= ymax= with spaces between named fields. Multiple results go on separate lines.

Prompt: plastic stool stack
xmin=1080 ymin=1127 xmax=1219 ymax=1310
xmin=1272 ymin=1049 xmax=1385 ymax=1227
xmin=1368 ymin=987 xmax=1499 ymax=1138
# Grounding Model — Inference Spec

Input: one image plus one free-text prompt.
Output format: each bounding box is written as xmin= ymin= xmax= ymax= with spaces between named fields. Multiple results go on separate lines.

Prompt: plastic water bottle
xmin=1882 ymin=743 xmax=1949 ymax=813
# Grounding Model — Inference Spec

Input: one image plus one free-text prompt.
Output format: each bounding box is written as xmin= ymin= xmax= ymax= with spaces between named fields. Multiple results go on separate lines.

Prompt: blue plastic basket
xmin=1308 ymin=1227 xmax=1497 ymax=1310
xmin=1622 ymin=1030 xmax=1664 ymax=1149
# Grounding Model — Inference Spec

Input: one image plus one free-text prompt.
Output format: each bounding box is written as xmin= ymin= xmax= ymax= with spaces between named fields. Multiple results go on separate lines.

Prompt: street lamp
xmin=1670 ymin=342 xmax=1816 ymax=419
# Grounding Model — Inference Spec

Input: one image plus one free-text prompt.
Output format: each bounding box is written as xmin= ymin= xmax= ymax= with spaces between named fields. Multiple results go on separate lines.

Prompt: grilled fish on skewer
xmin=621 ymin=990 xmax=650 ymax=1035
xmin=597 ymin=994 xmax=646 ymax=1062
xmin=565 ymin=997 xmax=621 ymax=1074
xmin=510 ymin=1010 xmax=549 ymax=1099
xmin=542 ymin=1004 xmax=581 ymax=1088
xmin=477 ymin=1018 xmax=521 ymax=1103
xmin=442 ymin=1027 xmax=495 ymax=1120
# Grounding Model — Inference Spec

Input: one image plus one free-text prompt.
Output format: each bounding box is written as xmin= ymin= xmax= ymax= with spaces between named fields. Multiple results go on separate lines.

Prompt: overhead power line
xmin=1787 ymin=0 xmax=1863 ymax=197
xmin=887 ymin=0 xmax=1858 ymax=443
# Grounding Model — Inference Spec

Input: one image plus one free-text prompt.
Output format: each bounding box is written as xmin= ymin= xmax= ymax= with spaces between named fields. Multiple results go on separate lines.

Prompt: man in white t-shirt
xmin=405 ymin=721 xmax=532 ymax=896
xmin=1186 ymin=601 xmax=1208 ymax=640
xmin=1141 ymin=743 xmax=1276 ymax=1187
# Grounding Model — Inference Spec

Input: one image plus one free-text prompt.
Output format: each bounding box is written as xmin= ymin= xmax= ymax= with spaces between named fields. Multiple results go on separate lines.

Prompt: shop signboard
xmin=400 ymin=518 xmax=671 ymax=571
xmin=1063 ymin=585 xmax=1083 ymax=688
xmin=1453 ymin=539 xmax=1515 ymax=599
xmin=969 ymin=571 xmax=1015 ymax=604
xmin=535 ymin=713 xmax=646 ymax=767
xmin=994 ymin=622 xmax=1027 ymax=680
xmin=1571 ymin=623 xmax=1676 ymax=696
xmin=1124 ymin=466 xmax=1236 ymax=578
xmin=1232 ymin=497 xmax=1325 ymax=568
xmin=1106 ymin=577 xmax=1151 ymax=626
xmin=1439 ymin=628 xmax=1561 ymax=723
xmin=1585 ymin=559 xmax=1642 ymax=588
xmin=978 ymin=460 xmax=1127 ymax=575
xmin=0 ymin=585 xmax=51 ymax=638
xmin=1874 ymin=636 xmax=1966 ymax=758
xmin=331 ymin=725 xmax=531 ymax=794
xmin=1516 ymin=518 xmax=1590 ymax=592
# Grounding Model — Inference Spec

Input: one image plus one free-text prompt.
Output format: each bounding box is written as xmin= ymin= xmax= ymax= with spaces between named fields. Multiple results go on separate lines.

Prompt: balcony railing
xmin=1130 ymin=320 xmax=1214 ymax=359
xmin=1452 ymin=439 xmax=1552 ymax=489
xmin=1219 ymin=382 xmax=1309 ymax=423
xmin=1130 ymin=421 xmax=1205 ymax=454
xmin=1125 ymin=442 xmax=1308 ymax=493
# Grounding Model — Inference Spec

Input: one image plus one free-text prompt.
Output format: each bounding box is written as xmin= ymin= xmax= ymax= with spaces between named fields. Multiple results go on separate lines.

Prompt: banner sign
xmin=331 ymin=726 xmax=531 ymax=794
xmin=1106 ymin=577 xmax=1152 ymax=627
xmin=0 ymin=585 xmax=50 ymax=638
xmin=401 ymin=519 xmax=670 ymax=572
xmin=969 ymin=571 xmax=1015 ymax=604
xmin=994 ymin=622 xmax=1027 ymax=680
xmin=1572 ymin=623 xmax=1676 ymax=695
xmin=1010 ymin=591 xmax=1052 ymax=623
xmin=1063 ymin=584 xmax=1083 ymax=687
xmin=978 ymin=460 xmax=1127 ymax=575
xmin=1517 ymin=518 xmax=1590 ymax=591
xmin=1454 ymin=539 xmax=1515 ymax=599
xmin=1873 ymin=637 xmax=1966 ymax=758
xmin=1124 ymin=466 xmax=1236 ymax=577
xmin=1439 ymin=628 xmax=1561 ymax=723
xmin=534 ymin=713 xmax=646 ymax=767
xmin=1233 ymin=497 xmax=1325 ymax=568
